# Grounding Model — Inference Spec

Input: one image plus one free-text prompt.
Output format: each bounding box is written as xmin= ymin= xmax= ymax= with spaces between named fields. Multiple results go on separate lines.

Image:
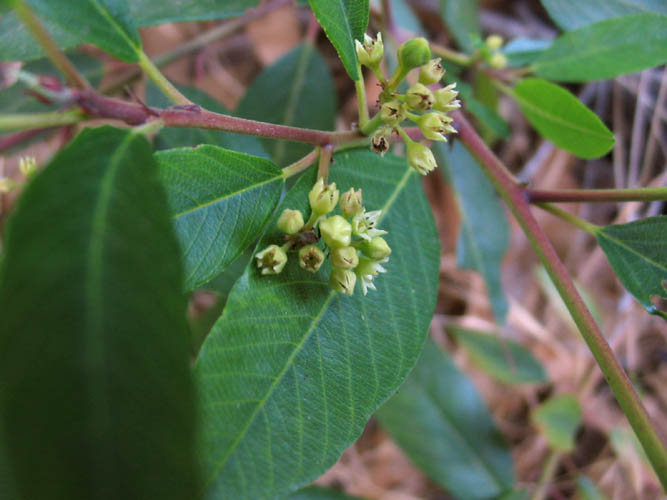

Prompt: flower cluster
xmin=356 ymin=35 xmax=461 ymax=176
xmin=474 ymin=34 xmax=508 ymax=69
xmin=255 ymin=178 xmax=391 ymax=296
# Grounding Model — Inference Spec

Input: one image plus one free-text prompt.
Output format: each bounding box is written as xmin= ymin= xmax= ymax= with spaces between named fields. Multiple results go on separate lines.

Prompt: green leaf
xmin=534 ymin=14 xmax=667 ymax=82
xmin=155 ymin=145 xmax=284 ymax=291
xmin=129 ymin=0 xmax=259 ymax=26
xmin=0 ymin=126 xmax=197 ymax=498
xmin=577 ymin=476 xmax=610 ymax=500
xmin=146 ymin=82 xmax=268 ymax=158
xmin=0 ymin=0 xmax=142 ymax=62
xmin=595 ymin=216 xmax=667 ymax=319
xmin=237 ymin=43 xmax=337 ymax=166
xmin=306 ymin=0 xmax=369 ymax=80
xmin=502 ymin=37 xmax=552 ymax=68
xmin=195 ymin=149 xmax=440 ymax=500
xmin=532 ymin=395 xmax=581 ymax=452
xmin=435 ymin=141 xmax=509 ymax=323
xmin=287 ymin=486 xmax=366 ymax=500
xmin=513 ymin=78 xmax=614 ymax=159
xmin=540 ymin=0 xmax=667 ymax=30
xmin=450 ymin=327 xmax=547 ymax=385
xmin=439 ymin=0 xmax=480 ymax=53
xmin=376 ymin=340 xmax=515 ymax=500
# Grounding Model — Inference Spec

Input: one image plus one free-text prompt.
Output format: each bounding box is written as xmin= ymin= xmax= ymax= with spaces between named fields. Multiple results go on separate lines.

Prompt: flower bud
xmin=331 ymin=246 xmax=359 ymax=270
xmin=19 ymin=156 xmax=37 ymax=177
xmin=406 ymin=140 xmax=437 ymax=175
xmin=489 ymin=52 xmax=508 ymax=69
xmin=433 ymin=83 xmax=461 ymax=112
xmin=359 ymin=236 xmax=392 ymax=260
xmin=398 ymin=37 xmax=431 ymax=71
xmin=277 ymin=208 xmax=304 ymax=235
xmin=371 ymin=128 xmax=391 ymax=156
xmin=298 ymin=244 xmax=325 ymax=273
xmin=405 ymin=83 xmax=434 ymax=112
xmin=329 ymin=267 xmax=357 ymax=295
xmin=355 ymin=33 xmax=383 ymax=67
xmin=319 ymin=215 xmax=352 ymax=249
xmin=380 ymin=100 xmax=406 ymax=126
xmin=339 ymin=188 xmax=363 ymax=218
xmin=308 ymin=177 xmax=340 ymax=215
xmin=418 ymin=58 xmax=445 ymax=85
xmin=416 ymin=112 xmax=456 ymax=142
xmin=485 ymin=34 xmax=504 ymax=51
xmin=255 ymin=244 xmax=288 ymax=275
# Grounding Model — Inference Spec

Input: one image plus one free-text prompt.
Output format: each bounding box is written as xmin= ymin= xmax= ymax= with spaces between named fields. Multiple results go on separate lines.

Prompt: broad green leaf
xmin=439 ymin=0 xmax=480 ymax=53
xmin=540 ymin=0 xmax=667 ymax=30
xmin=435 ymin=141 xmax=509 ymax=323
xmin=532 ymin=394 xmax=581 ymax=452
xmin=534 ymin=14 xmax=667 ymax=82
xmin=595 ymin=216 xmax=667 ymax=319
xmin=0 ymin=126 xmax=197 ymax=498
xmin=389 ymin=0 xmax=424 ymax=35
xmin=471 ymin=72 xmax=508 ymax=141
xmin=513 ymin=78 xmax=614 ymax=159
xmin=577 ymin=476 xmax=610 ymax=500
xmin=155 ymin=145 xmax=284 ymax=291
xmin=450 ymin=326 xmax=547 ymax=385
xmin=376 ymin=340 xmax=515 ymax=500
xmin=307 ymin=0 xmax=369 ymax=80
xmin=237 ymin=43 xmax=337 ymax=166
xmin=287 ymin=486 xmax=366 ymax=500
xmin=502 ymin=37 xmax=552 ymax=68
xmin=146 ymin=82 xmax=268 ymax=158
xmin=195 ymin=149 xmax=440 ymax=500
xmin=0 ymin=0 xmax=142 ymax=62
xmin=130 ymin=0 xmax=258 ymax=26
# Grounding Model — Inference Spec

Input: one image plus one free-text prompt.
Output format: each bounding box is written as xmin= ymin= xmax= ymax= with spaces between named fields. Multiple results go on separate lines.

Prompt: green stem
xmin=453 ymin=110 xmax=667 ymax=489
xmin=430 ymin=42 xmax=473 ymax=67
xmin=355 ymin=62 xmax=370 ymax=128
xmin=132 ymin=119 xmax=164 ymax=137
xmin=531 ymin=450 xmax=561 ymax=500
xmin=317 ymin=144 xmax=333 ymax=182
xmin=526 ymin=186 xmax=667 ymax=203
xmin=536 ymin=203 xmax=600 ymax=234
xmin=360 ymin=113 xmax=385 ymax=136
xmin=0 ymin=110 xmax=84 ymax=130
xmin=137 ymin=51 xmax=192 ymax=105
xmin=282 ymin=148 xmax=319 ymax=178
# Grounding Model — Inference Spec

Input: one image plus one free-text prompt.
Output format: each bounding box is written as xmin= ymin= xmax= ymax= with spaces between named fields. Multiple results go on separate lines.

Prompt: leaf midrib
xmin=88 ymin=0 xmax=139 ymax=52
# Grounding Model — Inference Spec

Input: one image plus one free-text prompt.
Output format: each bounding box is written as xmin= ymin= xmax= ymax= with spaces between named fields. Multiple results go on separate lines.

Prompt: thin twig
xmin=525 ymin=187 xmax=667 ymax=204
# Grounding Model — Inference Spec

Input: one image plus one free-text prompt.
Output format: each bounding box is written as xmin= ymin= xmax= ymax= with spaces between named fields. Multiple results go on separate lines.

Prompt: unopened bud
xmin=485 ymin=34 xmax=504 ymax=51
xmin=380 ymin=100 xmax=406 ymax=126
xmin=406 ymin=140 xmax=437 ymax=175
xmin=419 ymin=58 xmax=445 ymax=85
xmin=406 ymin=83 xmax=434 ymax=112
xmin=319 ymin=215 xmax=352 ymax=249
xmin=339 ymin=188 xmax=363 ymax=218
xmin=277 ymin=209 xmax=304 ymax=234
xmin=309 ymin=177 xmax=340 ymax=215
xmin=359 ymin=236 xmax=392 ymax=260
xmin=255 ymin=244 xmax=288 ymax=275
xmin=355 ymin=33 xmax=383 ymax=67
xmin=19 ymin=156 xmax=37 ymax=177
xmin=398 ymin=37 xmax=431 ymax=71
xmin=433 ymin=83 xmax=461 ymax=112
xmin=298 ymin=244 xmax=325 ymax=273
xmin=329 ymin=267 xmax=357 ymax=295
xmin=331 ymin=246 xmax=359 ymax=269
xmin=416 ymin=112 xmax=456 ymax=142
xmin=489 ymin=52 xmax=508 ymax=69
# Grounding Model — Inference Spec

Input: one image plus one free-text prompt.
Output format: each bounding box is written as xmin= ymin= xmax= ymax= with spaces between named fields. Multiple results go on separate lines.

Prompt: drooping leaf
xmin=540 ymin=0 xmax=667 ymax=30
xmin=0 ymin=126 xmax=197 ymax=498
xmin=502 ymin=37 xmax=552 ymax=68
xmin=595 ymin=216 xmax=667 ymax=319
xmin=577 ymin=476 xmax=610 ymax=500
xmin=0 ymin=0 xmax=142 ymax=62
xmin=306 ymin=0 xmax=369 ymax=80
xmin=155 ymin=145 xmax=284 ymax=291
xmin=513 ymin=78 xmax=615 ymax=159
xmin=439 ymin=0 xmax=480 ymax=53
xmin=146 ymin=82 xmax=268 ymax=158
xmin=237 ymin=43 xmax=337 ymax=166
xmin=129 ymin=0 xmax=259 ymax=26
xmin=195 ymin=149 xmax=440 ymax=500
xmin=534 ymin=14 xmax=667 ymax=82
xmin=287 ymin=486 xmax=367 ymax=500
xmin=450 ymin=326 xmax=547 ymax=385
xmin=532 ymin=394 xmax=581 ymax=452
xmin=376 ymin=340 xmax=515 ymax=500
xmin=435 ymin=141 xmax=509 ymax=323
